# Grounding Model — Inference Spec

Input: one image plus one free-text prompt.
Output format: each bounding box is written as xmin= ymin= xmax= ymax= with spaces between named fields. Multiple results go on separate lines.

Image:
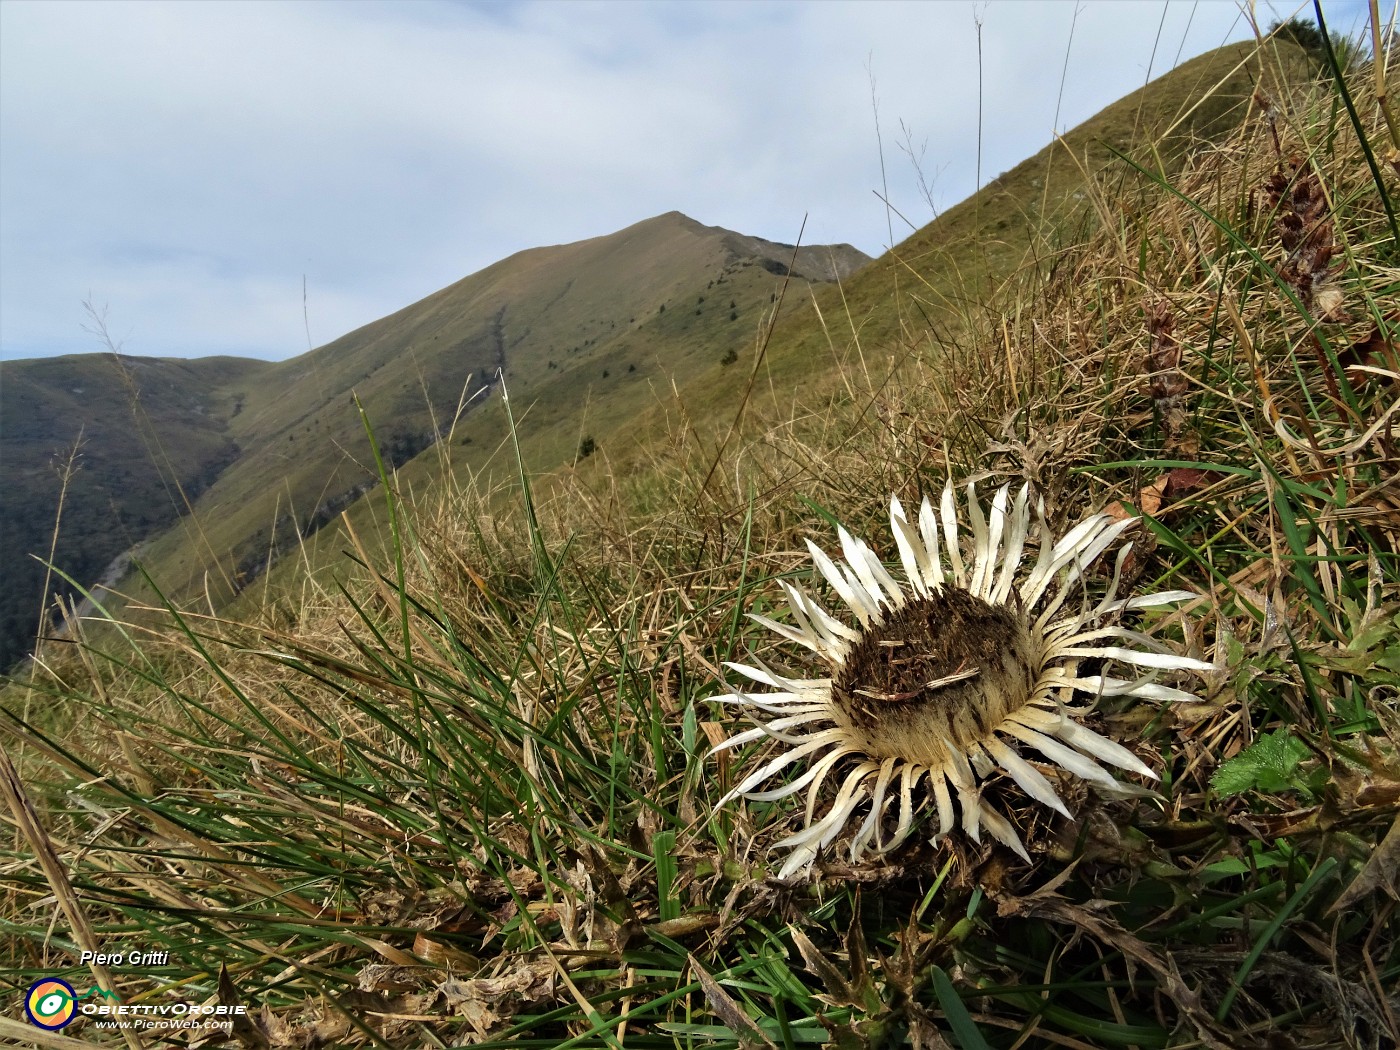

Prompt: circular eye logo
xmin=25 ymin=978 xmax=77 ymax=1030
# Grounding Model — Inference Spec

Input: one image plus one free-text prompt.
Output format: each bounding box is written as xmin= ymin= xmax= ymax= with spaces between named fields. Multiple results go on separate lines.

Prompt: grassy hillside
xmin=0 ymin=216 xmax=864 ymax=668
xmin=603 ymin=38 xmax=1314 ymax=439
xmin=105 ymin=213 xmax=866 ymax=619
xmin=233 ymin=38 xmax=1308 ymax=623
xmin=7 ymin=28 xmax=1397 ymax=1050
xmin=0 ymin=352 xmax=269 ymax=668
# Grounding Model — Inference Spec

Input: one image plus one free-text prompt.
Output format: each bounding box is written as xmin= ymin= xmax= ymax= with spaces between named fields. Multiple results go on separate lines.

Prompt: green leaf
xmin=683 ymin=702 xmax=698 ymax=756
xmin=654 ymin=830 xmax=680 ymax=922
xmin=1210 ymin=731 xmax=1310 ymax=797
xmin=929 ymin=966 xmax=992 ymax=1050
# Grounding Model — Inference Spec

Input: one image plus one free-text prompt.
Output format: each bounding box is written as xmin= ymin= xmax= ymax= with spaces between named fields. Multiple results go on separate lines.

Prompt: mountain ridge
xmin=1 ymin=212 xmax=870 ymax=666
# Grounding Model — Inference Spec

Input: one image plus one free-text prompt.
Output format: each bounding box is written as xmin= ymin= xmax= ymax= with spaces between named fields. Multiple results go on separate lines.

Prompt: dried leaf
xmin=1330 ymin=814 xmax=1400 ymax=912
xmin=791 ymin=926 xmax=860 ymax=1008
xmin=690 ymin=953 xmax=778 ymax=1050
xmin=1110 ymin=467 xmax=1225 ymax=523
xmin=1109 ymin=475 xmax=1167 ymax=521
xmin=1163 ymin=467 xmax=1214 ymax=496
xmin=411 ymin=932 xmax=479 ymax=968
xmin=253 ymin=1005 xmax=298 ymax=1049
xmin=702 ymin=721 xmax=733 ymax=782
xmin=1338 ymin=317 xmax=1398 ymax=373
xmin=994 ymin=892 xmax=1236 ymax=1050
xmin=435 ymin=956 xmax=556 ymax=1040
xmin=442 ymin=978 xmax=502 ymax=1039
xmin=649 ymin=913 xmax=719 ymax=939
xmin=219 ymin=963 xmax=270 ymax=1050
xmin=356 ymin=964 xmax=421 ymax=994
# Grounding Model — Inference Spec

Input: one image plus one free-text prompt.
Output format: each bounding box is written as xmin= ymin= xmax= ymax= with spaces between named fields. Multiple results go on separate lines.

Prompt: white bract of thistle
xmin=711 ymin=480 xmax=1210 ymax=880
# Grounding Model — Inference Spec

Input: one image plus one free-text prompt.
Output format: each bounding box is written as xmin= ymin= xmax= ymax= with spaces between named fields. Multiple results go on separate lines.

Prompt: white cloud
xmin=0 ymin=0 xmax=1368 ymax=361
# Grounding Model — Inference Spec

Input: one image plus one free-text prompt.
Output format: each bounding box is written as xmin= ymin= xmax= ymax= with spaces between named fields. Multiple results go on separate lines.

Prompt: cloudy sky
xmin=0 ymin=0 xmax=1372 ymax=362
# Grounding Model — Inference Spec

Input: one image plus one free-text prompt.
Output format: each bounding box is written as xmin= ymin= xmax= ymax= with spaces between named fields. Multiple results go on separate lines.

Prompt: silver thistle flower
xmin=712 ymin=480 xmax=1210 ymax=880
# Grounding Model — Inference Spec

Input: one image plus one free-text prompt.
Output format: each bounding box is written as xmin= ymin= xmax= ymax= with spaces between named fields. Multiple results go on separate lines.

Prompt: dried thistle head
xmin=1266 ymin=155 xmax=1346 ymax=322
xmin=1145 ymin=298 xmax=1190 ymax=450
xmin=711 ymin=480 xmax=1209 ymax=880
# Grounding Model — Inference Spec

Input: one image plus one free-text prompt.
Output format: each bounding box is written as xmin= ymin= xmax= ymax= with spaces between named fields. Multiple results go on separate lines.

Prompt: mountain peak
xmin=608 ymin=210 xmax=870 ymax=282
